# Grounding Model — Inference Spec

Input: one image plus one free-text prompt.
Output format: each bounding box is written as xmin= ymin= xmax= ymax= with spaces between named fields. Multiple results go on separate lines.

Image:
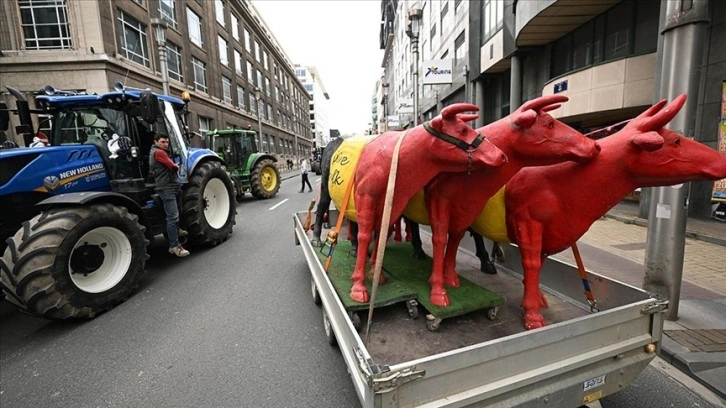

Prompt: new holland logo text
xmin=59 ymin=163 xmax=104 ymax=180
xmin=425 ymin=66 xmax=452 ymax=77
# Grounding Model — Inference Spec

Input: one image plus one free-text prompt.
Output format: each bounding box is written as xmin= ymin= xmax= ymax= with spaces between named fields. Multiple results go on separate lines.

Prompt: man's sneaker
xmin=178 ymin=229 xmax=188 ymax=237
xmin=169 ymin=245 xmax=190 ymax=257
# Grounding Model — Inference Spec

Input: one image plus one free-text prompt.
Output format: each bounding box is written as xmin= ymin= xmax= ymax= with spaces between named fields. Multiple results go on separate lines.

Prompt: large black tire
xmin=181 ymin=161 xmax=236 ymax=246
xmin=250 ymin=159 xmax=281 ymax=199
xmin=0 ymin=204 xmax=148 ymax=319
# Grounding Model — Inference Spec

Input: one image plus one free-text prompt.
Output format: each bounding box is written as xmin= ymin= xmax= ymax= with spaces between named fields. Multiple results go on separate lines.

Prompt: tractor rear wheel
xmin=0 ymin=204 xmax=148 ymax=319
xmin=181 ymin=161 xmax=236 ymax=246
xmin=250 ymin=159 xmax=280 ymax=199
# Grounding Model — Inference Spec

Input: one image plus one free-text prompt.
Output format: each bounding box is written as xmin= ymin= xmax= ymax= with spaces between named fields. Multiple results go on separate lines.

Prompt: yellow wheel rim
xmin=260 ymin=167 xmax=278 ymax=191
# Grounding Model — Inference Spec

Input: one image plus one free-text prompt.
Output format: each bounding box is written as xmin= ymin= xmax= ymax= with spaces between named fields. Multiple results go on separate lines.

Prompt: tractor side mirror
xmin=140 ymin=90 xmax=161 ymax=124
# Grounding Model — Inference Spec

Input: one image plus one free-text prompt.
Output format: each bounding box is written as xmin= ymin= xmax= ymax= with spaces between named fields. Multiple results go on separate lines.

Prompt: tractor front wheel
xmin=250 ymin=159 xmax=280 ymax=199
xmin=0 ymin=204 xmax=148 ymax=319
xmin=182 ymin=161 xmax=236 ymax=246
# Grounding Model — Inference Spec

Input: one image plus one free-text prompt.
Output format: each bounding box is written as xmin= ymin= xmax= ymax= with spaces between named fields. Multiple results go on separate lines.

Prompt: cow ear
xmin=512 ymin=110 xmax=537 ymax=129
xmin=629 ymin=131 xmax=664 ymax=152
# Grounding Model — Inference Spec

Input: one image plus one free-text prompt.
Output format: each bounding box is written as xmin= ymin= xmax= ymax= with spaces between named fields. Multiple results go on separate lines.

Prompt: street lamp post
xmin=406 ymin=7 xmax=422 ymax=127
xmin=254 ymin=86 xmax=263 ymax=150
xmin=150 ymin=18 xmax=169 ymax=95
xmin=382 ymin=82 xmax=389 ymax=132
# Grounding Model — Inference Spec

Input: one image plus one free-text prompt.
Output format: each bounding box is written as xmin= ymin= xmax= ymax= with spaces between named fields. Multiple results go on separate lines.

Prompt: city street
xmin=0 ymin=174 xmax=722 ymax=408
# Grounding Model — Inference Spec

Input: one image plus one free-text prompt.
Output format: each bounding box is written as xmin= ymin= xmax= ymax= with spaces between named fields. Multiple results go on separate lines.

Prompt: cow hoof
xmin=444 ymin=276 xmax=461 ymax=288
xmin=481 ymin=260 xmax=497 ymax=274
xmin=430 ymin=291 xmax=450 ymax=307
xmin=350 ymin=288 xmax=369 ymax=304
xmin=523 ymin=312 xmax=546 ymax=330
xmin=412 ymin=250 xmax=427 ymax=260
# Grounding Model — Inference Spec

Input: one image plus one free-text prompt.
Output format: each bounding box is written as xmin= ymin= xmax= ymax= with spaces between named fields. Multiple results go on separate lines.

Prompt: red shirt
xmin=153 ymin=148 xmax=177 ymax=170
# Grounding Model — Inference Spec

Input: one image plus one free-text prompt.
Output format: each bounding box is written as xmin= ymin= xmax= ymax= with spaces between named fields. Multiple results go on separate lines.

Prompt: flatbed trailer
xmin=293 ymin=211 xmax=668 ymax=407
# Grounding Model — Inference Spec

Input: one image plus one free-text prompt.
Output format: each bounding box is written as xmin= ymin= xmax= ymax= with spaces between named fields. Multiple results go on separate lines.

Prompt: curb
xmin=604 ymin=213 xmax=726 ymax=247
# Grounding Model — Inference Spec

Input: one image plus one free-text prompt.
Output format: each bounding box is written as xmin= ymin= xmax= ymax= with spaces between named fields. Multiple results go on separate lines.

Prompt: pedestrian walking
xmin=299 ymin=158 xmax=313 ymax=193
xmin=150 ymin=133 xmax=190 ymax=257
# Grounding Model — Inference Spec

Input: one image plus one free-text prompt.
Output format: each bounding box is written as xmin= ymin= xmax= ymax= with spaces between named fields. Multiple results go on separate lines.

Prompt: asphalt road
xmin=0 ymin=175 xmax=721 ymax=407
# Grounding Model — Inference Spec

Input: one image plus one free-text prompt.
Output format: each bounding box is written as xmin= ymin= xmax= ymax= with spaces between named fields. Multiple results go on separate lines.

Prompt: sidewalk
xmin=557 ymin=200 xmax=726 ymax=400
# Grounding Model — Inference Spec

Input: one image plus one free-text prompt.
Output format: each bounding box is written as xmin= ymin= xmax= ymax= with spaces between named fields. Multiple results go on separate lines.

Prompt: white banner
xmin=396 ymin=99 xmax=414 ymax=114
xmin=422 ymin=59 xmax=453 ymax=85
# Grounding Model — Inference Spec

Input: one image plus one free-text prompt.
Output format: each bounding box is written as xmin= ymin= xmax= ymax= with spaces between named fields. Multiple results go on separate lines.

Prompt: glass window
xmin=257 ymin=70 xmax=263 ymax=88
xmin=222 ymin=76 xmax=232 ymax=104
xmin=218 ymin=35 xmax=228 ymax=65
xmin=234 ymin=49 xmax=242 ymax=76
xmin=231 ymin=13 xmax=239 ymax=40
xmin=166 ymin=41 xmax=183 ymax=81
xmin=118 ymin=12 xmax=149 ymax=67
xmin=263 ymin=50 xmax=268 ymax=70
xmin=604 ymin=1 xmax=632 ymax=60
xmin=259 ymin=100 xmax=265 ymax=119
xmin=159 ymin=0 xmax=176 ymax=29
xmin=265 ymin=78 xmax=270 ymax=96
xmin=634 ymin=0 xmax=659 ymax=54
xmin=250 ymin=94 xmax=257 ymax=113
xmin=481 ymin=0 xmax=503 ymax=44
xmin=255 ymin=41 xmax=261 ymax=61
xmin=237 ymin=85 xmax=245 ymax=109
xmin=454 ymin=30 xmax=466 ymax=65
xmin=244 ymin=28 xmax=251 ymax=52
xmin=440 ymin=2 xmax=448 ymax=30
xmin=247 ymin=60 xmax=254 ymax=83
xmin=193 ymin=57 xmax=207 ymax=92
xmin=19 ymin=0 xmax=72 ymax=50
xmin=552 ymin=34 xmax=572 ymax=77
xmin=187 ymin=8 xmax=202 ymax=47
xmin=215 ymin=0 xmax=225 ymax=26
xmin=199 ymin=116 xmax=212 ymax=137
xmin=572 ymin=20 xmax=593 ymax=70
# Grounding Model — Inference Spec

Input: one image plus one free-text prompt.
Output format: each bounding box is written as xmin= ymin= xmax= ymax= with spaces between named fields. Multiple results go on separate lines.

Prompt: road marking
xmin=269 ymin=199 xmax=288 ymax=211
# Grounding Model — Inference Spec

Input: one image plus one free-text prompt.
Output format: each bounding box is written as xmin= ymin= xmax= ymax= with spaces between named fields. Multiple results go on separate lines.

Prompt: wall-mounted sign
xmin=387 ymin=115 xmax=400 ymax=128
xmin=397 ymin=98 xmax=414 ymax=114
xmin=422 ymin=59 xmax=453 ymax=85
xmin=553 ymin=80 xmax=568 ymax=94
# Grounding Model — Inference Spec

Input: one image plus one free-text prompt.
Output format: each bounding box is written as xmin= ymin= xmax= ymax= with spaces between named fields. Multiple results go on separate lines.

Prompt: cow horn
xmin=441 ymin=103 xmax=480 ymax=120
xmin=520 ymin=95 xmax=569 ymax=113
xmin=638 ymin=94 xmax=687 ymax=132
xmin=456 ymin=113 xmax=479 ymax=123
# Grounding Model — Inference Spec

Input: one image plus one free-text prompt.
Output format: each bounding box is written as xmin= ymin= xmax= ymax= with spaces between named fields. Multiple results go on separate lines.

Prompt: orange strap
xmin=571 ymin=243 xmax=599 ymax=312
xmin=323 ymin=171 xmax=355 ymax=272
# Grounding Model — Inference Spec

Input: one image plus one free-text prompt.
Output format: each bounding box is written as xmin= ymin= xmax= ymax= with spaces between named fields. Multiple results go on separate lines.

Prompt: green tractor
xmin=207 ymin=129 xmax=281 ymax=200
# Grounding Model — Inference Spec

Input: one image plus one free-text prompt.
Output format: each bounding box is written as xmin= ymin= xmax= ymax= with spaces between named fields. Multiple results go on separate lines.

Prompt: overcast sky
xmin=251 ymin=0 xmax=383 ymax=136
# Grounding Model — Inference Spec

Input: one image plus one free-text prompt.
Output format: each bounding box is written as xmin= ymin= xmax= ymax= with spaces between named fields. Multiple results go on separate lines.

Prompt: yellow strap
xmin=365 ymin=129 xmax=409 ymax=341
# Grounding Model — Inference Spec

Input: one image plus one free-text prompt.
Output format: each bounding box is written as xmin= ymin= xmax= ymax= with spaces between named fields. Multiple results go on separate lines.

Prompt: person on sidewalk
xmin=299 ymin=158 xmax=313 ymax=193
xmin=150 ymin=133 xmax=190 ymax=257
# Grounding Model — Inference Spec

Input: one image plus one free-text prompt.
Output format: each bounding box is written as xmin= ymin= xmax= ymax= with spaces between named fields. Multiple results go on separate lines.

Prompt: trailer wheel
xmin=323 ymin=308 xmax=337 ymax=346
xmin=349 ymin=311 xmax=361 ymax=330
xmin=426 ymin=314 xmax=442 ymax=331
xmin=0 ymin=204 xmax=148 ymax=319
xmin=250 ymin=159 xmax=280 ymax=199
xmin=406 ymin=299 xmax=419 ymax=319
xmin=311 ymin=276 xmax=321 ymax=305
xmin=487 ymin=307 xmax=499 ymax=321
xmin=182 ymin=161 xmax=236 ymax=246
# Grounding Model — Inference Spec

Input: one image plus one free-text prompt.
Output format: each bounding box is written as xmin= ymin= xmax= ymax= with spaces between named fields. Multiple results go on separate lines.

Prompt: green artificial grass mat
xmin=318 ymin=240 xmax=505 ymax=319
xmin=380 ymin=243 xmax=505 ymax=320
xmin=317 ymin=240 xmax=417 ymax=311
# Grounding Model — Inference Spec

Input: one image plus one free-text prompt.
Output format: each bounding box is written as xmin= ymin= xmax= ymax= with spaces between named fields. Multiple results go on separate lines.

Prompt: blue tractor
xmin=0 ymin=84 xmax=236 ymax=319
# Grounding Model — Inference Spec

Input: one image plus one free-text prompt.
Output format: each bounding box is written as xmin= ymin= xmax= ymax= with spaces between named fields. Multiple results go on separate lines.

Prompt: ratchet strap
xmin=571 ymin=243 xmax=599 ymax=312
xmin=365 ymin=129 xmax=410 ymax=342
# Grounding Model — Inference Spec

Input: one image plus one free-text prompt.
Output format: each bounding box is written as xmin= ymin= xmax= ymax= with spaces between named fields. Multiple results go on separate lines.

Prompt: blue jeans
xmin=158 ymin=188 xmax=180 ymax=248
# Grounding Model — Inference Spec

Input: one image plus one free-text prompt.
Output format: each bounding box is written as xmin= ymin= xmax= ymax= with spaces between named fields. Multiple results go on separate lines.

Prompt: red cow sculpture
xmin=498 ymin=94 xmax=726 ymax=329
xmin=350 ymin=103 xmax=508 ymax=303
xmin=417 ymin=95 xmax=602 ymax=307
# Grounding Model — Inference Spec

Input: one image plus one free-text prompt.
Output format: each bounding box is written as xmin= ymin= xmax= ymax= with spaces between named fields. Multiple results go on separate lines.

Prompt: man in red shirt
xmin=149 ymin=133 xmax=190 ymax=257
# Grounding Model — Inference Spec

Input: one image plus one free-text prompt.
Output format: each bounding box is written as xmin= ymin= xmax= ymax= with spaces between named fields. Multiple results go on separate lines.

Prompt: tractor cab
xmin=209 ymin=128 xmax=257 ymax=170
xmin=206 ymin=128 xmax=281 ymax=200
